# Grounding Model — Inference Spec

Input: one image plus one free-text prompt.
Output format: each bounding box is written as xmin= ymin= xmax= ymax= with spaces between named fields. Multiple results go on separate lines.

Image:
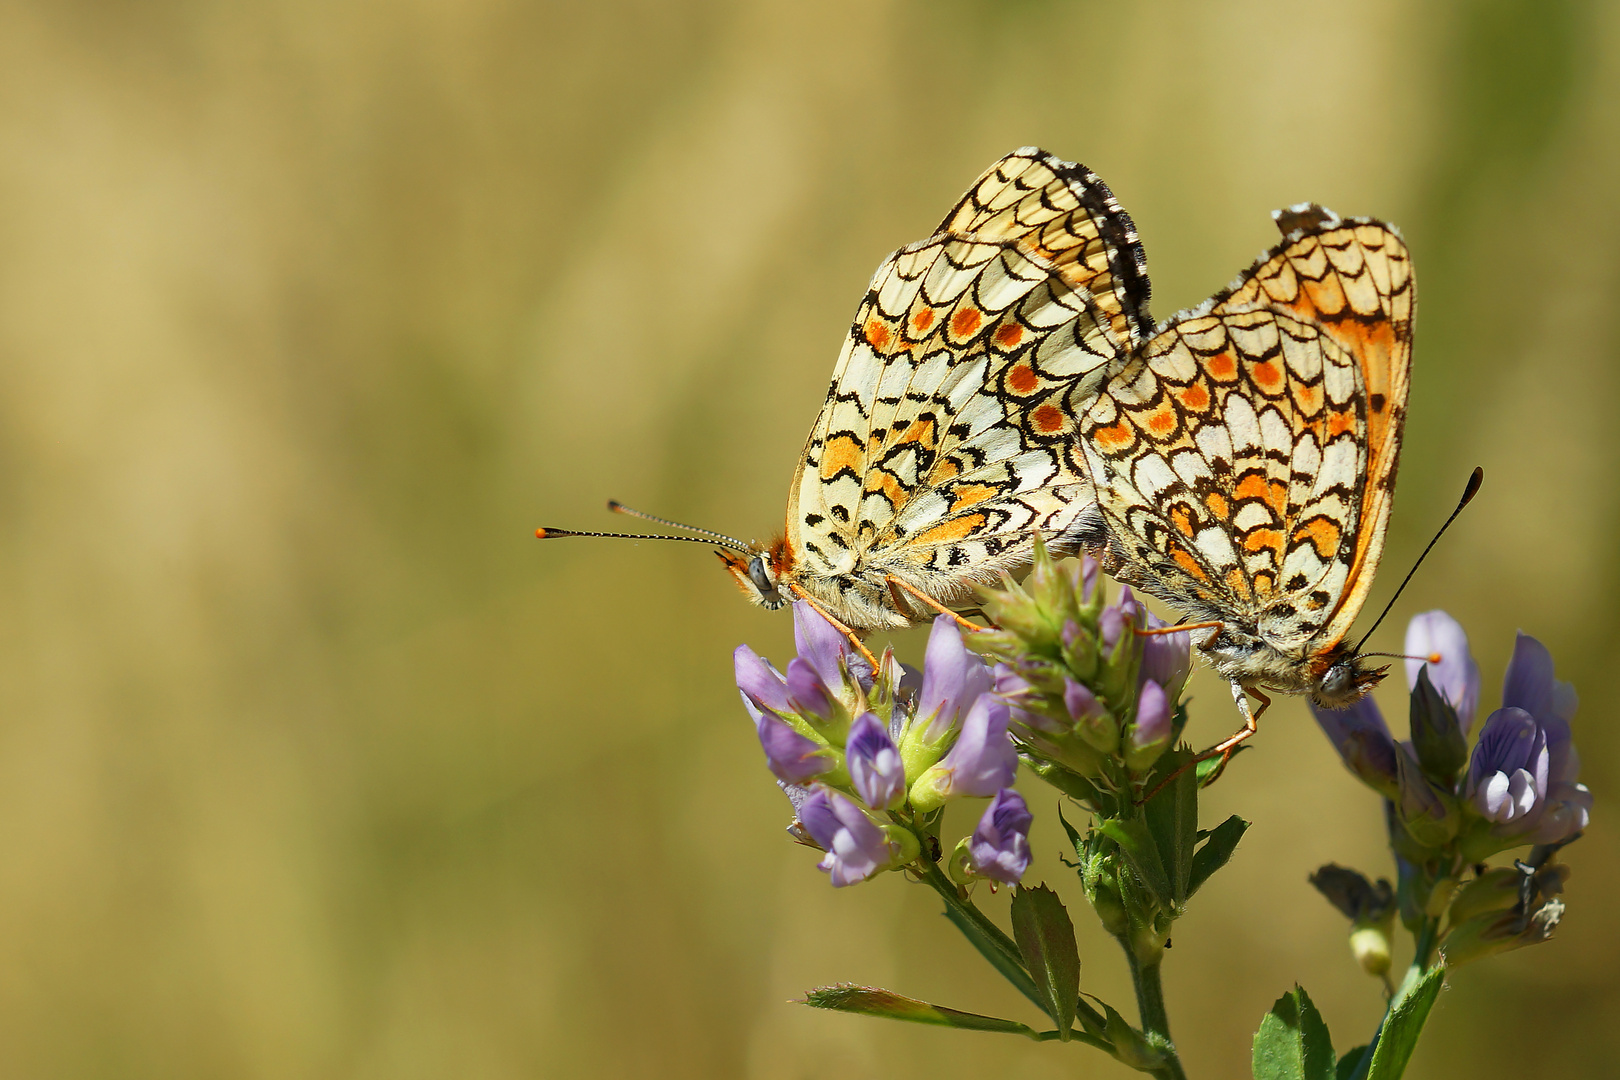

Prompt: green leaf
xmin=1188 ymin=815 xmax=1250 ymax=897
xmin=1366 ymin=965 xmax=1445 ymax=1080
xmin=802 ymin=985 xmax=1040 ymax=1038
xmin=1143 ymin=748 xmax=1198 ymax=904
xmin=1336 ymin=1046 xmax=1370 ymax=1080
xmin=938 ymin=901 xmax=1050 ymax=1019
xmin=1097 ymin=997 xmax=1166 ymax=1070
xmin=1196 ymin=743 xmax=1249 ymax=786
xmin=1253 ymin=985 xmax=1336 ymax=1080
xmin=1010 ymin=886 xmax=1080 ymax=1039
xmin=1096 ymin=817 xmax=1172 ymax=908
xmin=1058 ymin=805 xmax=1086 ymax=860
xmin=1026 ymin=758 xmax=1111 ymax=809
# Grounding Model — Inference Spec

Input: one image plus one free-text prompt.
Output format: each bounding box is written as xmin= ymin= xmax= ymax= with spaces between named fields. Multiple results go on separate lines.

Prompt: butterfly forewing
xmin=784 ymin=148 xmax=1149 ymax=626
xmin=1080 ymin=215 xmax=1412 ymax=661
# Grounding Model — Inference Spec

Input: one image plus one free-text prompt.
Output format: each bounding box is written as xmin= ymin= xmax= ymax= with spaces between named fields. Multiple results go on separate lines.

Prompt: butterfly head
xmin=717 ymin=538 xmax=795 ymax=611
xmin=1309 ymin=643 xmax=1389 ymax=709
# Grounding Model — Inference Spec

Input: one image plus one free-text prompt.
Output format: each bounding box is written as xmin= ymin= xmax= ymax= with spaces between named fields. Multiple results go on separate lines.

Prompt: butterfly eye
xmin=748 ymin=555 xmax=780 ymax=601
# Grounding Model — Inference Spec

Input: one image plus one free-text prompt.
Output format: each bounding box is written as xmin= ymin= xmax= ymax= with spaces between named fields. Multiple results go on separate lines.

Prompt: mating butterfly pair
xmin=540 ymin=148 xmax=1414 ymax=722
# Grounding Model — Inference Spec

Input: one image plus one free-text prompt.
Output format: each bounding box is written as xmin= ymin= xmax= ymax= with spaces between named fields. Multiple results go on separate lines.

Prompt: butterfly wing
xmin=1080 ymin=210 xmax=1412 ymax=657
xmin=784 ymin=149 xmax=1150 ymax=622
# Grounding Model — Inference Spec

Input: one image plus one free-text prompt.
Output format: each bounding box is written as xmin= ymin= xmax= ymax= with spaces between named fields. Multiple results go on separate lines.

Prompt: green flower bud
xmin=1350 ymin=924 xmax=1393 ymax=978
xmin=1441 ymin=899 xmax=1565 ymax=967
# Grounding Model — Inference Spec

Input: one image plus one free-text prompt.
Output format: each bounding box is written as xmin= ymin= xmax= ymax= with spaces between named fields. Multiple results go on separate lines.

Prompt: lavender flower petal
xmin=1311 ymin=695 xmax=1400 ymax=795
xmin=847 ymin=712 xmax=905 ymax=809
xmin=966 ymin=789 xmax=1033 ymax=884
xmin=799 ymin=788 xmax=892 ymax=887
xmin=734 ymin=645 xmax=792 ymax=715
xmin=755 ymin=713 xmax=833 ymax=784
xmin=915 ymin=614 xmax=993 ymax=742
xmin=785 ymin=657 xmax=836 ymax=722
xmin=928 ymin=695 xmax=1017 ymax=799
xmin=1404 ymin=610 xmax=1481 ymax=732
xmin=1139 ymin=612 xmax=1192 ymax=701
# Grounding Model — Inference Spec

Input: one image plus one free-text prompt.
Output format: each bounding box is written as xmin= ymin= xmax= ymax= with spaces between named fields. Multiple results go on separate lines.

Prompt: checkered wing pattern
xmin=785 ymin=149 xmax=1149 ymax=624
xmin=1080 ymin=210 xmax=1412 ymax=659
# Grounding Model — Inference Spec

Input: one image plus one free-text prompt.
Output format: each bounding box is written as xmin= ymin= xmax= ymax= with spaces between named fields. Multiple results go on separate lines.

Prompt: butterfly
xmin=539 ymin=148 xmax=1153 ymax=640
xmin=1078 ymin=203 xmax=1415 ymax=737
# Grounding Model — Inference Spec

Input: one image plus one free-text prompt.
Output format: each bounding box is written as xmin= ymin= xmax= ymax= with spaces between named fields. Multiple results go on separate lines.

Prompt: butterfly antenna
xmin=606 ymin=500 xmax=753 ymax=551
xmin=1354 ymin=467 xmax=1484 ymax=654
xmin=535 ymin=525 xmax=752 ymax=554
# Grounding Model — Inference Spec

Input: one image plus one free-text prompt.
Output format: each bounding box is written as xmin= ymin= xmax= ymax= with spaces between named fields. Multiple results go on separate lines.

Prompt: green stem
xmin=1345 ymin=917 xmax=1440 ymax=1080
xmin=1125 ymin=946 xmax=1188 ymax=1080
xmin=914 ymin=858 xmax=1048 ymax=1015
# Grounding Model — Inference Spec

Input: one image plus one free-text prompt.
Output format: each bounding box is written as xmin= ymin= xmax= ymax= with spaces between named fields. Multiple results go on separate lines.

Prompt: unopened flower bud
xmin=1350 ymin=924 xmax=1392 ymax=978
xmin=1124 ymin=680 xmax=1173 ymax=771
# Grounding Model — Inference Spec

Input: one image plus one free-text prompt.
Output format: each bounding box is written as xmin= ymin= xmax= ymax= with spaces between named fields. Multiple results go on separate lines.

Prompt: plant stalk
xmin=1125 ymin=946 xmax=1188 ymax=1080
xmin=1345 ymin=916 xmax=1441 ymax=1080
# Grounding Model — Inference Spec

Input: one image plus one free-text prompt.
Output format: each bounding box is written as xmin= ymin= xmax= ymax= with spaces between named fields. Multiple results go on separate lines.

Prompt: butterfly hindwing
xmin=1080 ymin=212 xmax=1412 ymax=656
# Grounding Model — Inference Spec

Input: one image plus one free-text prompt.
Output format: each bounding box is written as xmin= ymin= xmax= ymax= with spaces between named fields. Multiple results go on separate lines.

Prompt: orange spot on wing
xmin=1327 ymin=409 xmax=1357 ymax=437
xmin=1093 ymin=421 xmax=1135 ymax=452
xmin=912 ymin=308 xmax=935 ymax=333
xmin=916 ymin=513 xmax=987 ymax=545
xmin=1250 ymin=359 xmax=1284 ymax=395
xmin=1032 ymin=404 xmax=1066 ymax=433
xmin=1177 ymin=383 xmax=1209 ymax=410
xmin=1204 ymin=491 xmax=1229 ymax=519
xmin=1170 ymin=505 xmax=1195 ymax=537
xmin=994 ymin=322 xmax=1024 ymax=348
xmin=951 ymin=307 xmax=983 ymax=338
xmin=1293 ymin=517 xmax=1342 ymax=559
xmin=1145 ymin=401 xmax=1177 ymax=436
xmin=1224 ymin=567 xmax=1252 ymax=600
xmin=1234 ymin=474 xmax=1268 ymax=502
xmin=820 ymin=434 xmax=863 ymax=479
xmin=1253 ymin=571 xmax=1275 ymax=597
xmin=1243 ymin=527 xmax=1283 ymax=554
xmin=865 ymin=470 xmax=906 ymax=507
xmin=897 ymin=418 xmax=937 ymax=449
xmin=927 ymin=457 xmax=960 ymax=484
xmin=949 ymin=484 xmax=998 ymax=511
xmin=1007 ymin=363 xmax=1039 ymax=395
xmin=1207 ymin=353 xmax=1238 ymax=380
xmin=1171 ymin=545 xmax=1210 ymax=583
xmin=866 ymin=318 xmax=891 ymax=350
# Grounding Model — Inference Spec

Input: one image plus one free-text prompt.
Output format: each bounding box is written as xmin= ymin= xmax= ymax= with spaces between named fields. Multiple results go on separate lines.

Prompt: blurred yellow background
xmin=0 ymin=0 xmax=1613 ymax=1076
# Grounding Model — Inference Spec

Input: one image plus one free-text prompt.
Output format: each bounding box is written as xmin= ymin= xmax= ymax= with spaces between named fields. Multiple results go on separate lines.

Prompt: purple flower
xmin=791 ymin=601 xmax=873 ymax=692
xmin=800 ymin=788 xmax=893 ymax=887
xmin=1467 ymin=708 xmax=1547 ymax=825
xmin=1099 ymin=606 xmax=1126 ymax=651
xmin=966 ymin=789 xmax=1033 ymax=884
xmin=847 ymin=712 xmax=905 ymax=809
xmin=1478 ymin=633 xmax=1590 ymax=844
xmin=753 ymin=710 xmax=833 ymax=784
xmin=1405 ymin=610 xmax=1481 ymax=733
xmin=1139 ymin=613 xmax=1192 ymax=702
xmin=784 ymin=657 xmax=837 ymax=723
xmin=910 ymin=694 xmax=1017 ymax=811
xmin=734 ymin=645 xmax=793 ymax=716
xmin=1124 ymin=679 xmax=1173 ymax=770
xmin=913 ymin=614 xmax=993 ymax=743
xmin=1311 ymin=695 xmax=1400 ymax=797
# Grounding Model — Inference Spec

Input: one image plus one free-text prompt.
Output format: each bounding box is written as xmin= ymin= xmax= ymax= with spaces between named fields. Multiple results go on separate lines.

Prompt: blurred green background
xmin=0 ymin=0 xmax=1614 ymax=1076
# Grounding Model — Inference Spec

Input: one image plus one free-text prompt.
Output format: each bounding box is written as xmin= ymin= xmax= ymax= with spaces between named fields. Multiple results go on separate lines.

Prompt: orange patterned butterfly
xmin=539 ymin=148 xmax=1152 ymax=641
xmin=1079 ymin=203 xmax=1415 ymax=748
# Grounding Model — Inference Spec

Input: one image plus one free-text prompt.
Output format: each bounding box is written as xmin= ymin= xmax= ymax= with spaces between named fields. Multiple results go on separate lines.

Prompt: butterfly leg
xmin=885 ymin=576 xmax=982 ymax=633
xmin=1139 ymin=681 xmax=1267 ymax=801
xmin=785 ymin=584 xmax=881 ymax=671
